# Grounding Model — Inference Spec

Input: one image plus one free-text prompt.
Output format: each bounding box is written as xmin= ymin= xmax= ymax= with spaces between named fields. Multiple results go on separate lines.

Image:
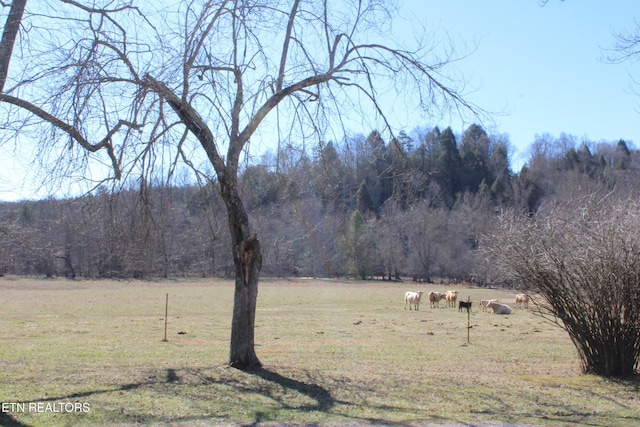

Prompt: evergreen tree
xmin=356 ymin=180 xmax=376 ymax=215
xmin=617 ymin=139 xmax=631 ymax=156
xmin=564 ymin=147 xmax=579 ymax=170
xmin=424 ymin=126 xmax=442 ymax=167
xmin=397 ymin=130 xmax=414 ymax=153
xmin=435 ymin=127 xmax=462 ymax=207
xmin=459 ymin=124 xmax=491 ymax=193
xmin=388 ymin=137 xmax=409 ymax=207
xmin=360 ymin=130 xmax=393 ymax=210
xmin=615 ymin=139 xmax=631 ymax=170
xmin=489 ymin=143 xmax=512 ymax=204
xmin=577 ymin=144 xmax=598 ymax=177
xmin=314 ymin=141 xmax=351 ymax=210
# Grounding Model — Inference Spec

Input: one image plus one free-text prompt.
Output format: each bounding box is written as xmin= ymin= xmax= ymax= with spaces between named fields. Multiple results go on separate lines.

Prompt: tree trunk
xmin=142 ymin=74 xmax=264 ymax=370
xmin=221 ymin=177 xmax=263 ymax=370
xmin=0 ymin=0 xmax=27 ymax=93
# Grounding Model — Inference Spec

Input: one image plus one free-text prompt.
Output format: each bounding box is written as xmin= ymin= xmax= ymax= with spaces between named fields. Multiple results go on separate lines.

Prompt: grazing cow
xmin=487 ymin=301 xmax=512 ymax=315
xmin=445 ymin=290 xmax=459 ymax=308
xmin=480 ymin=299 xmax=498 ymax=312
xmin=458 ymin=300 xmax=472 ymax=313
xmin=428 ymin=291 xmax=447 ymax=308
xmin=404 ymin=291 xmax=424 ymax=311
xmin=514 ymin=293 xmax=529 ymax=309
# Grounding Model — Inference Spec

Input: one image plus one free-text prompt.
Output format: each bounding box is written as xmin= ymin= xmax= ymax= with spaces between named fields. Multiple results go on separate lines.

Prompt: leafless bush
xmin=485 ymin=194 xmax=640 ymax=377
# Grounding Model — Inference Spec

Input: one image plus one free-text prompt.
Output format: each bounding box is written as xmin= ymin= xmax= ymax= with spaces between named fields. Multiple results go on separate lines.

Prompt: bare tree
xmin=486 ymin=194 xmax=640 ymax=377
xmin=0 ymin=0 xmax=478 ymax=369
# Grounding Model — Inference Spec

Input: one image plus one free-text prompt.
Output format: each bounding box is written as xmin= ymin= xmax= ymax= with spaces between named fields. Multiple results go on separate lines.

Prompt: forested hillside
xmin=1 ymin=124 xmax=638 ymax=282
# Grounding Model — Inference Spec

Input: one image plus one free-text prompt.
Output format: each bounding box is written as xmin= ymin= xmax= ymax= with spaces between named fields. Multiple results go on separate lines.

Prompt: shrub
xmin=486 ymin=194 xmax=640 ymax=377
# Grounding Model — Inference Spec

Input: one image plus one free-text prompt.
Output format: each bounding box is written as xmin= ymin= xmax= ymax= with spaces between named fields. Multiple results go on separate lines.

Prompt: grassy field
xmin=0 ymin=277 xmax=638 ymax=427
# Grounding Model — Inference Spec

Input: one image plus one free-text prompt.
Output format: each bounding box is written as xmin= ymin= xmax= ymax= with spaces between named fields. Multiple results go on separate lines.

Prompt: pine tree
xmin=435 ymin=127 xmax=462 ymax=207
xmin=459 ymin=124 xmax=491 ymax=193
xmin=356 ymin=180 xmax=376 ymax=215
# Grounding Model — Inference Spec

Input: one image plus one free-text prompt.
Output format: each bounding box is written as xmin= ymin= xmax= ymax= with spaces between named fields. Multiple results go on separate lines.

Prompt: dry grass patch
xmin=0 ymin=277 xmax=638 ymax=426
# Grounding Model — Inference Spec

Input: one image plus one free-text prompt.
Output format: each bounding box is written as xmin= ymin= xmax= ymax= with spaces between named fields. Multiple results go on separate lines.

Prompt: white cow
xmin=480 ymin=299 xmax=498 ymax=312
xmin=514 ymin=293 xmax=529 ymax=309
xmin=404 ymin=291 xmax=424 ymax=311
xmin=445 ymin=290 xmax=459 ymax=308
xmin=486 ymin=301 xmax=512 ymax=315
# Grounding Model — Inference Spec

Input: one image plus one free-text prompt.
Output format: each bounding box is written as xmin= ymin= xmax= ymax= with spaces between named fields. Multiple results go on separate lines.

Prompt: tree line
xmin=1 ymin=124 xmax=638 ymax=282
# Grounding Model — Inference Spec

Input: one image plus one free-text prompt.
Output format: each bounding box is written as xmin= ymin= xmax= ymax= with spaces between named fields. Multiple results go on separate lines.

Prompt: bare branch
xmin=183 ymin=1 xmax=230 ymax=96
xmin=603 ymin=19 xmax=640 ymax=64
xmin=276 ymin=0 xmax=300 ymax=92
xmin=0 ymin=93 xmax=141 ymax=179
xmin=237 ymin=72 xmax=335 ymax=146
xmin=142 ymin=73 xmax=227 ymax=179
xmin=342 ymin=42 xmax=479 ymax=114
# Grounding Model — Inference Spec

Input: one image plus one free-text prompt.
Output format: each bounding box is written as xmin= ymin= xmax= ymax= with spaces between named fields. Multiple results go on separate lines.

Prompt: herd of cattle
xmin=403 ymin=290 xmax=530 ymax=314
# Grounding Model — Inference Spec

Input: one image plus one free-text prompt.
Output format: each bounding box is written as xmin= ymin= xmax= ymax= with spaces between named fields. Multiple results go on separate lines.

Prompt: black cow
xmin=458 ymin=300 xmax=472 ymax=313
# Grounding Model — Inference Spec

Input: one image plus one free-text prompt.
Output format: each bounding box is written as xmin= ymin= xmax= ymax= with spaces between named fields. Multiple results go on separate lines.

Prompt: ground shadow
xmin=4 ymin=367 xmax=336 ymax=426
xmin=8 ymin=365 xmax=638 ymax=426
xmin=11 ymin=367 xmax=334 ymax=425
xmin=248 ymin=367 xmax=336 ymax=412
xmin=236 ymin=366 xmax=424 ymax=426
xmin=0 ymin=411 xmax=32 ymax=427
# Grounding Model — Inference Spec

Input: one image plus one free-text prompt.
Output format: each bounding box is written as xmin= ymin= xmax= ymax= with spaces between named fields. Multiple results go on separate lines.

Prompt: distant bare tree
xmin=486 ymin=194 xmax=640 ymax=377
xmin=0 ymin=0 xmax=479 ymax=369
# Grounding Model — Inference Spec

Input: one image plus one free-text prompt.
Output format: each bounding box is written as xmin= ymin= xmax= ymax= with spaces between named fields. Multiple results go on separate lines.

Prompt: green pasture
xmin=0 ymin=277 xmax=638 ymax=426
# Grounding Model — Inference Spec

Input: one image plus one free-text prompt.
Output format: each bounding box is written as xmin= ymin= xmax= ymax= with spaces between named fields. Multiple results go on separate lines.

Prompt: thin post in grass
xmin=162 ymin=293 xmax=169 ymax=342
xmin=467 ymin=295 xmax=471 ymax=345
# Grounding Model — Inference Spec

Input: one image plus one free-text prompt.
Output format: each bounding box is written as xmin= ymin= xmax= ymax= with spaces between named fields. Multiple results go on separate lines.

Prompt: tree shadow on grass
xmin=8 ymin=364 xmax=640 ymax=426
xmin=0 ymin=411 xmax=32 ymax=427
xmin=6 ymin=365 xmax=427 ymax=426
xmin=248 ymin=367 xmax=336 ymax=412
xmin=30 ymin=364 xmax=640 ymax=426
xmin=237 ymin=366 xmax=424 ymax=427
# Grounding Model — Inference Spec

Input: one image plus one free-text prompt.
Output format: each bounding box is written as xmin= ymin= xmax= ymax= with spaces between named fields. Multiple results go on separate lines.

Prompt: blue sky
xmin=399 ymin=0 xmax=640 ymax=167
xmin=1 ymin=1 xmax=639 ymax=201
